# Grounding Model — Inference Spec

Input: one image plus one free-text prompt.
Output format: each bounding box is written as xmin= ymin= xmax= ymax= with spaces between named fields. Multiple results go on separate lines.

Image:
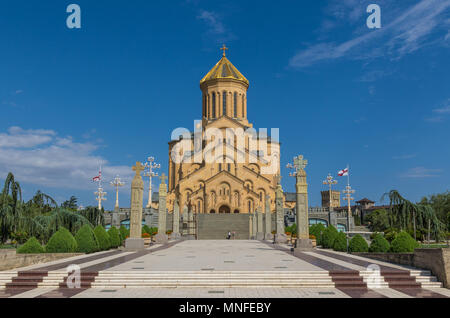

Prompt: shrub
xmin=17 ymin=237 xmax=45 ymax=254
xmin=322 ymin=225 xmax=338 ymax=249
xmin=107 ymin=227 xmax=121 ymax=248
xmin=384 ymin=228 xmax=399 ymax=243
xmin=45 ymin=227 xmax=77 ymax=253
xmin=333 ymin=232 xmax=347 ymax=252
xmin=390 ymin=231 xmax=419 ymax=253
xmin=142 ymin=232 xmax=150 ymax=238
xmin=369 ymin=233 xmax=390 ymax=253
xmin=142 ymin=225 xmax=151 ymax=235
xmin=94 ymin=226 xmax=111 ymax=251
xmin=309 ymin=224 xmax=326 ymax=246
xmin=75 ymin=225 xmax=99 ymax=253
xmin=119 ymin=226 xmax=129 ymax=241
xmin=349 ymin=234 xmax=369 ymax=253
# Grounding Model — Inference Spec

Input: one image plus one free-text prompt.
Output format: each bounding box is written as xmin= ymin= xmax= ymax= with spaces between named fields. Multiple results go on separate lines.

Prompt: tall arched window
xmin=203 ymin=95 xmax=206 ymax=117
xmin=242 ymin=94 xmax=245 ymax=117
xmin=222 ymin=91 xmax=227 ymax=116
xmin=212 ymin=92 xmax=216 ymax=118
xmin=233 ymin=92 xmax=237 ymax=118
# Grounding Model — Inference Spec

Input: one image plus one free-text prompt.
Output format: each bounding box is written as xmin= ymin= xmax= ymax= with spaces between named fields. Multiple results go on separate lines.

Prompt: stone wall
xmin=355 ymin=248 xmax=450 ymax=288
xmin=0 ymin=249 xmax=83 ymax=271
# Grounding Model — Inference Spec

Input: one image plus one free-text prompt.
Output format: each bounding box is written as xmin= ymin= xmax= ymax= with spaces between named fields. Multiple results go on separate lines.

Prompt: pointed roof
xmin=200 ymin=56 xmax=249 ymax=86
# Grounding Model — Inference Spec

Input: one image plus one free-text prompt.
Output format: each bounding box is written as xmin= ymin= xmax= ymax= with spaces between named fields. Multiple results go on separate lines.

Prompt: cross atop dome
xmin=220 ymin=44 xmax=228 ymax=57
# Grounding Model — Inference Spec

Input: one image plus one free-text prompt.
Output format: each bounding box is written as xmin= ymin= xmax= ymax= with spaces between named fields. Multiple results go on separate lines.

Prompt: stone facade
xmin=165 ymin=53 xmax=280 ymax=217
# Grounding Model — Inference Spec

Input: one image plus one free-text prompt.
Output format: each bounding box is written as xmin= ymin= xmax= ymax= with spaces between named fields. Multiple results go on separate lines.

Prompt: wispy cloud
xmin=0 ymin=126 xmax=133 ymax=191
xmin=196 ymin=10 xmax=236 ymax=43
xmin=290 ymin=0 xmax=450 ymax=68
xmin=425 ymin=98 xmax=450 ymax=122
xmin=400 ymin=166 xmax=442 ymax=178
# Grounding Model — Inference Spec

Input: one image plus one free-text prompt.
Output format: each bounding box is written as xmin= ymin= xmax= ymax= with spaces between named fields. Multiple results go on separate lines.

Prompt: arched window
xmin=198 ymin=201 xmax=201 ymax=213
xmin=227 ymin=163 xmax=231 ymax=172
xmin=242 ymin=94 xmax=245 ymax=117
xmin=203 ymin=94 xmax=206 ymax=116
xmin=233 ymin=92 xmax=237 ymax=118
xmin=212 ymin=92 xmax=216 ymax=118
xmin=219 ymin=163 xmax=222 ymax=171
xmin=222 ymin=91 xmax=227 ymax=116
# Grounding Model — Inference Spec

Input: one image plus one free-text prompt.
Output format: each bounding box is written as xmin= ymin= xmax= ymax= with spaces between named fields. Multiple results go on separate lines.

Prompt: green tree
xmin=108 ymin=227 xmax=121 ymax=248
xmin=382 ymin=190 xmax=444 ymax=241
xmin=17 ymin=237 xmax=45 ymax=254
xmin=45 ymin=227 xmax=77 ymax=253
xmin=369 ymin=234 xmax=390 ymax=253
xmin=309 ymin=223 xmax=326 ymax=246
xmin=365 ymin=209 xmax=390 ymax=232
xmin=61 ymin=196 xmax=78 ymax=210
xmin=322 ymin=225 xmax=338 ymax=249
xmin=349 ymin=234 xmax=369 ymax=253
xmin=390 ymin=231 xmax=419 ymax=253
xmin=75 ymin=224 xmax=99 ymax=253
xmin=333 ymin=232 xmax=347 ymax=252
xmin=94 ymin=225 xmax=111 ymax=250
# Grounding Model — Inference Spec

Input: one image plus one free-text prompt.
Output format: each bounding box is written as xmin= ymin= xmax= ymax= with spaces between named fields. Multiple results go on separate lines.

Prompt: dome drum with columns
xmin=166 ymin=46 xmax=280 ymax=214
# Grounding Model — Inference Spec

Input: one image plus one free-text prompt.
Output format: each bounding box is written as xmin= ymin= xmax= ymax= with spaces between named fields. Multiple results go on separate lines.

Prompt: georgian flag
xmin=338 ymin=168 xmax=349 ymax=176
xmin=92 ymin=171 xmax=101 ymax=182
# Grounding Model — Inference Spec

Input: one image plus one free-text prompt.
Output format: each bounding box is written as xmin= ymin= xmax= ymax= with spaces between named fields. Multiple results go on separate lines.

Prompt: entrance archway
xmin=233 ymin=209 xmax=240 ymax=214
xmin=219 ymin=205 xmax=231 ymax=214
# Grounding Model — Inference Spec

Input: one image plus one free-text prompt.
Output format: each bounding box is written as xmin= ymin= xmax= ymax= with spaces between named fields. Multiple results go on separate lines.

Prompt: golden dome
xmin=200 ymin=55 xmax=249 ymax=86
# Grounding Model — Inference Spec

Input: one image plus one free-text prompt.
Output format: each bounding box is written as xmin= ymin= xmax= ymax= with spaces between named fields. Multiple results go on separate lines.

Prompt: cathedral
xmin=165 ymin=47 xmax=281 ymax=215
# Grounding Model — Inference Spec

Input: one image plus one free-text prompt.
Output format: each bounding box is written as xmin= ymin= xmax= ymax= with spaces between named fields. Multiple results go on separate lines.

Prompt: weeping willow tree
xmin=0 ymin=172 xmax=94 ymax=244
xmin=0 ymin=173 xmax=23 ymax=242
xmin=33 ymin=208 xmax=92 ymax=242
xmin=382 ymin=190 xmax=444 ymax=241
xmin=79 ymin=206 xmax=104 ymax=227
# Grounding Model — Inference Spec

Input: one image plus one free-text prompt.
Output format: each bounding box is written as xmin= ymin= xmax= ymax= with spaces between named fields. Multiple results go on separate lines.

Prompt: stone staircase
xmin=0 ymin=269 xmax=443 ymax=289
xmin=197 ymin=214 xmax=250 ymax=240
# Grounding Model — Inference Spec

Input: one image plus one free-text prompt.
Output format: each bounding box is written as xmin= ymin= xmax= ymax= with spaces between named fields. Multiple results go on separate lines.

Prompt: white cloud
xmin=196 ymin=10 xmax=236 ymax=43
xmin=400 ymin=166 xmax=442 ymax=178
xmin=0 ymin=126 xmax=134 ymax=190
xmin=290 ymin=0 xmax=450 ymax=68
xmin=432 ymin=98 xmax=450 ymax=114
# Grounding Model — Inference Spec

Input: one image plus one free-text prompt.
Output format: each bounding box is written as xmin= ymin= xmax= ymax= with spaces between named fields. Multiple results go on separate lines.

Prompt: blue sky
xmin=0 ymin=0 xmax=449 ymax=209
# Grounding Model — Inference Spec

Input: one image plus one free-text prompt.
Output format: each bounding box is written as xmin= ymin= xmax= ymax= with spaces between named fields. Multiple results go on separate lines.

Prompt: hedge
xmin=108 ymin=227 xmax=121 ymax=248
xmin=322 ymin=225 xmax=338 ymax=249
xmin=369 ymin=234 xmax=390 ymax=253
xmin=94 ymin=225 xmax=111 ymax=251
xmin=349 ymin=234 xmax=369 ymax=253
xmin=142 ymin=225 xmax=151 ymax=235
xmin=390 ymin=231 xmax=419 ymax=253
xmin=119 ymin=226 xmax=129 ymax=241
xmin=309 ymin=224 xmax=326 ymax=246
xmin=75 ymin=224 xmax=99 ymax=253
xmin=45 ymin=227 xmax=78 ymax=253
xmin=333 ymin=232 xmax=347 ymax=252
xmin=17 ymin=237 xmax=45 ymax=254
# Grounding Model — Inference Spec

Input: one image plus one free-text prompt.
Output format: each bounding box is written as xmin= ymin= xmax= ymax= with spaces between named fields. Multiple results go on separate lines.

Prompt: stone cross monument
xmin=287 ymin=155 xmax=313 ymax=251
xmin=264 ymin=195 xmax=273 ymax=240
xmin=125 ymin=162 xmax=145 ymax=250
xmin=172 ymin=199 xmax=181 ymax=239
xmin=155 ymin=173 xmax=168 ymax=244
xmin=256 ymin=206 xmax=264 ymax=240
xmin=275 ymin=175 xmax=287 ymax=243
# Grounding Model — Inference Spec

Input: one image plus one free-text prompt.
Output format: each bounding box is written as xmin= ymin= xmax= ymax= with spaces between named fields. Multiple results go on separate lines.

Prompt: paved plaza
xmin=1 ymin=240 xmax=449 ymax=298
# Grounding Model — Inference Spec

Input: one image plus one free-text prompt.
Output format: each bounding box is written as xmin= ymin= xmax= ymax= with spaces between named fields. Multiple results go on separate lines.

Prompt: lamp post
xmin=110 ymin=175 xmax=125 ymax=210
xmin=342 ymin=184 xmax=355 ymax=252
xmin=144 ymin=156 xmax=160 ymax=208
xmin=95 ymin=186 xmax=107 ymax=211
xmin=322 ymin=173 xmax=338 ymax=208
